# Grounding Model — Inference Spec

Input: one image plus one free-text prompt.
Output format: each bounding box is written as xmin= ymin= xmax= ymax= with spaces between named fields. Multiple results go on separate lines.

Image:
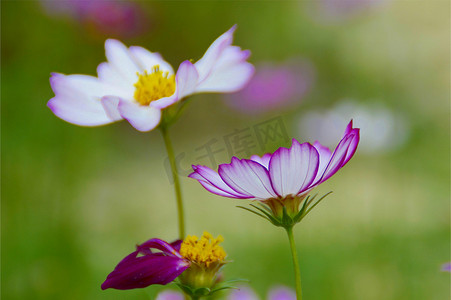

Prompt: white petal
xmin=191 ymin=165 xmax=248 ymax=198
xmin=104 ymin=39 xmax=140 ymax=85
xmin=176 ymin=61 xmax=199 ymax=99
xmin=97 ymin=62 xmax=134 ymax=96
xmin=52 ymin=73 xmax=106 ymax=97
xmin=194 ymin=60 xmax=254 ymax=93
xmin=151 ymin=60 xmax=197 ymax=109
xmin=101 ymin=96 xmax=123 ymax=121
xmin=218 ymin=158 xmax=277 ymax=200
xmin=189 ymin=172 xmax=243 ymax=198
xmin=195 ymin=25 xmax=236 ymax=82
xmin=269 ymin=140 xmax=319 ymax=197
xmin=250 ymin=154 xmax=272 ymax=170
xmin=129 ymin=46 xmax=174 ymax=74
xmin=117 ymin=100 xmax=162 ymax=132
xmin=193 ymin=26 xmax=254 ymax=93
xmin=48 ymin=73 xmax=115 ymax=126
xmin=317 ymin=136 xmax=353 ymax=184
xmin=312 ymin=141 xmax=332 ymax=183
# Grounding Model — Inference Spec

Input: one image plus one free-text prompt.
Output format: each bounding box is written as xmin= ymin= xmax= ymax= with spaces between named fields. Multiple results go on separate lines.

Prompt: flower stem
xmin=160 ymin=126 xmax=185 ymax=239
xmin=285 ymin=226 xmax=302 ymax=300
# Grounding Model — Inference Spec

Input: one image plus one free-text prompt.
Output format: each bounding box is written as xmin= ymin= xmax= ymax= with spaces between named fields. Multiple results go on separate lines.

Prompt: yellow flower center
xmin=180 ymin=232 xmax=226 ymax=267
xmin=133 ymin=65 xmax=176 ymax=106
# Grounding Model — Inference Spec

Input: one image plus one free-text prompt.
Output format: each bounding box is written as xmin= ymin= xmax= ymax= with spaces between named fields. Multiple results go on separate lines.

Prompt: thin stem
xmin=285 ymin=226 xmax=302 ymax=300
xmin=160 ymin=126 xmax=185 ymax=239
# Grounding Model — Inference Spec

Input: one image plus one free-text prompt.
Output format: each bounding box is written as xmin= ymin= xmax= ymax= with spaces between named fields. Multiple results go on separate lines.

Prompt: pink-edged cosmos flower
xmin=48 ymin=25 xmax=254 ymax=132
xmin=189 ymin=121 xmax=359 ymax=222
xmin=102 ymin=232 xmax=226 ymax=291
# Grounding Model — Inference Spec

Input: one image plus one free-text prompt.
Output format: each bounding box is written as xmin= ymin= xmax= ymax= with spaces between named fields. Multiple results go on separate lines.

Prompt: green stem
xmin=160 ymin=126 xmax=185 ymax=239
xmin=285 ymin=226 xmax=302 ymax=300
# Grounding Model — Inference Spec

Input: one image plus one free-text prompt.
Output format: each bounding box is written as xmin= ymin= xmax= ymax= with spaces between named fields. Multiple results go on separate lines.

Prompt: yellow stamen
xmin=133 ymin=65 xmax=175 ymax=106
xmin=180 ymin=232 xmax=226 ymax=267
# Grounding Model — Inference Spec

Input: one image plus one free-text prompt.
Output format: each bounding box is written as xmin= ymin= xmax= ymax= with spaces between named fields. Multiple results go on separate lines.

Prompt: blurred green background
xmin=2 ymin=1 xmax=449 ymax=299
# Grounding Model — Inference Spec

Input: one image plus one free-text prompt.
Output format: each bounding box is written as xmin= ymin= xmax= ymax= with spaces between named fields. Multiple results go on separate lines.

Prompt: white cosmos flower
xmin=48 ymin=25 xmax=254 ymax=131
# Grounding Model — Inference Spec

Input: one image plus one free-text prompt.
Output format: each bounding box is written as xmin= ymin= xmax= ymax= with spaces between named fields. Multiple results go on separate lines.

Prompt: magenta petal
xmin=312 ymin=141 xmax=332 ymax=183
xmin=101 ymin=252 xmax=189 ymax=290
xmin=170 ymin=240 xmax=183 ymax=252
xmin=218 ymin=157 xmax=277 ymax=199
xmin=189 ymin=165 xmax=249 ymax=199
xmin=249 ymin=153 xmax=272 ymax=169
xmin=314 ymin=121 xmax=360 ymax=185
xmin=138 ymin=238 xmax=183 ymax=258
xmin=317 ymin=135 xmax=352 ymax=184
xmin=342 ymin=128 xmax=360 ymax=166
xmin=189 ymin=171 xmax=245 ymax=198
xmin=343 ymin=120 xmax=354 ymax=136
xmin=269 ymin=140 xmax=319 ymax=196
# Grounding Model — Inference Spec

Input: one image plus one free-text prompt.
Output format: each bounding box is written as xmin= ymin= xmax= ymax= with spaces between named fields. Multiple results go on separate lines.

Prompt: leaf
xmin=236 ymin=206 xmax=271 ymax=222
xmin=193 ymin=287 xmax=211 ymax=296
xmin=293 ymin=195 xmax=312 ymax=222
xmin=249 ymin=204 xmax=279 ymax=224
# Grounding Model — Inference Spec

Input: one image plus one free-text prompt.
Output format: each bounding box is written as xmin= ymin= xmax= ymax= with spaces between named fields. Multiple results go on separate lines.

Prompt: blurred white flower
xmin=297 ymin=100 xmax=410 ymax=155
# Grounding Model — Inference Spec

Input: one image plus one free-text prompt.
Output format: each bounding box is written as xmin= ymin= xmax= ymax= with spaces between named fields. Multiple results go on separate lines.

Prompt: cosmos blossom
xmin=189 ymin=121 xmax=359 ymax=205
xmin=48 ymin=25 xmax=254 ymax=132
xmin=101 ymin=232 xmax=226 ymax=291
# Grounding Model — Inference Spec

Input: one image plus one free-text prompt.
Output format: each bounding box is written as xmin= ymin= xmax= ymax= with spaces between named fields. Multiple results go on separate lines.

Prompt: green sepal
xmin=175 ymin=282 xmax=210 ymax=297
xmin=281 ymin=206 xmax=294 ymax=227
xmin=160 ymin=99 xmax=191 ymax=129
xmin=293 ymin=195 xmax=310 ymax=223
xmin=237 ymin=191 xmax=333 ymax=229
xmin=175 ymin=278 xmax=248 ymax=298
xmin=237 ymin=205 xmax=281 ymax=226
xmin=237 ymin=205 xmax=272 ymax=223
xmin=250 ymin=204 xmax=280 ymax=225
xmin=209 ymin=278 xmax=249 ymax=294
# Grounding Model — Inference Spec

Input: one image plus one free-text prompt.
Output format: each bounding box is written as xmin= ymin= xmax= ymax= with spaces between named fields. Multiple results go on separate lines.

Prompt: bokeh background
xmin=2 ymin=1 xmax=450 ymax=299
